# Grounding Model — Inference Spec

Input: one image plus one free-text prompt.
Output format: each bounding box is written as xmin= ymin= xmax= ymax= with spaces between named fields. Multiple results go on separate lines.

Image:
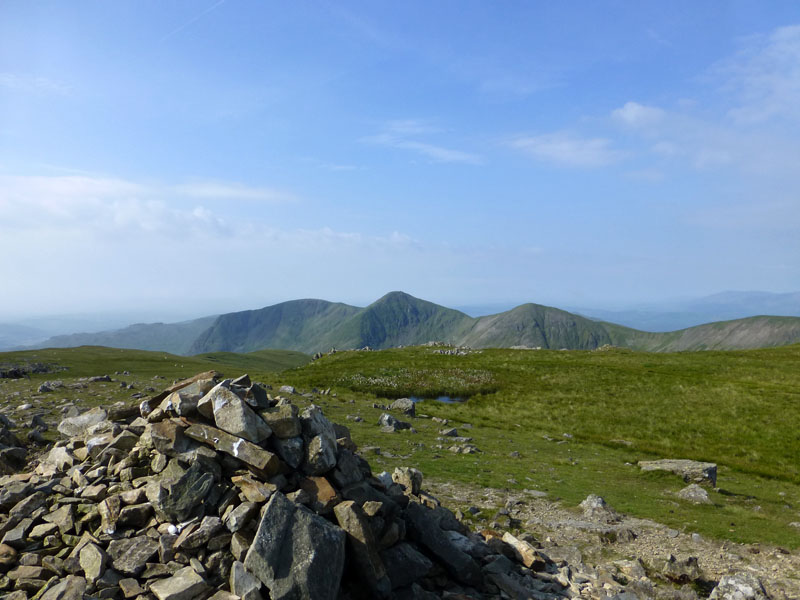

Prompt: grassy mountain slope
xmin=37 ymin=316 xmax=217 ymax=355
xmin=605 ymin=315 xmax=800 ymax=351
xmin=188 ymin=299 xmax=362 ymax=355
xmin=462 ymin=303 xmax=614 ymax=349
xmin=326 ymin=291 xmax=475 ymax=349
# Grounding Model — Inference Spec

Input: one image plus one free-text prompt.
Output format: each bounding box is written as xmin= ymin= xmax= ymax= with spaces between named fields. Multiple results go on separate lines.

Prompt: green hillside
xmin=464 ymin=303 xmax=614 ymax=349
xmin=605 ymin=315 xmax=800 ymax=351
xmin=188 ymin=299 xmax=362 ymax=355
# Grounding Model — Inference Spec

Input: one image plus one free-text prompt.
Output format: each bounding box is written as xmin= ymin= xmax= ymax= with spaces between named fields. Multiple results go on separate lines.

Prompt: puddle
xmin=409 ymin=395 xmax=466 ymax=404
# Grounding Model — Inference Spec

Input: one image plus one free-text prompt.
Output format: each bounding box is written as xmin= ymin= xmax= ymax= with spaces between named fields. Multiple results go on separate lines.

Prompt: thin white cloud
xmin=717 ymin=24 xmax=800 ymax=123
xmin=0 ymin=174 xmax=297 ymax=236
xmin=511 ymin=132 xmax=623 ymax=167
xmin=611 ymin=102 xmax=665 ymax=128
xmin=0 ymin=73 xmax=71 ymax=95
xmin=362 ymin=120 xmax=482 ymax=165
xmin=174 ymin=181 xmax=294 ymax=202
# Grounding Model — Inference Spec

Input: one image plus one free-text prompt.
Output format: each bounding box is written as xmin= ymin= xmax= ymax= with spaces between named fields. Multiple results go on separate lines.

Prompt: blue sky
xmin=1 ymin=1 xmax=799 ymax=319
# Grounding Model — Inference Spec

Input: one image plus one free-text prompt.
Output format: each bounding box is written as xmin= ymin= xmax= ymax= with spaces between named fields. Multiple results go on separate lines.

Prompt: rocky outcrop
xmin=638 ymin=458 xmax=718 ymax=486
xmin=1 ymin=371 xmax=651 ymax=600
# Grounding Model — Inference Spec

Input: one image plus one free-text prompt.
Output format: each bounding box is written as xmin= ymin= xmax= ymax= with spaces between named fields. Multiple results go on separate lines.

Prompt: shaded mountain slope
xmin=606 ymin=315 xmax=800 ymax=352
xmin=188 ymin=299 xmax=362 ymax=355
xmin=38 ymin=316 xmax=217 ymax=355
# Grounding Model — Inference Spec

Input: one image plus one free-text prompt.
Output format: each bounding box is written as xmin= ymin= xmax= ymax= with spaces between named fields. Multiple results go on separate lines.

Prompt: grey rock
xmin=244 ymin=491 xmax=345 ymax=600
xmin=211 ymin=384 xmax=272 ymax=444
xmin=150 ymin=565 xmax=209 ymax=600
xmin=638 ymin=459 xmax=717 ymax=486
xmin=403 ymin=502 xmax=481 ymax=587
xmin=230 ymin=561 xmax=263 ymax=600
xmin=181 ymin=516 xmax=224 ymax=550
xmin=389 ymin=398 xmax=415 ymax=417
xmin=273 ymin=436 xmax=305 ymax=469
xmin=330 ymin=449 xmax=367 ymax=489
xmin=334 ymin=500 xmax=391 ymax=598
xmin=150 ymin=460 xmax=216 ymax=522
xmin=303 ymin=434 xmax=338 ymax=475
xmin=57 ymin=407 xmax=108 ymax=438
xmin=224 ymin=502 xmax=259 ymax=533
xmin=709 ymin=573 xmax=768 ymax=600
xmin=79 ymin=542 xmax=107 ymax=583
xmin=184 ymin=423 xmax=280 ymax=474
xmin=38 ymin=575 xmax=87 ymax=600
xmin=379 ymin=542 xmax=434 ymax=590
xmin=660 ymin=554 xmax=702 ymax=584
xmin=260 ymin=404 xmax=302 ymax=439
xmin=106 ymin=536 xmax=159 ymax=576
xmin=0 ymin=481 xmax=32 ymax=511
xmin=678 ymin=483 xmax=712 ymax=504
xmin=392 ymin=467 xmax=423 ymax=496
xmin=580 ymin=494 xmax=621 ymax=523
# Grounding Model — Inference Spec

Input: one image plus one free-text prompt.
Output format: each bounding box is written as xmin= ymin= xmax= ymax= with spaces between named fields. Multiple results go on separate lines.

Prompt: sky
xmin=2 ymin=1 xmax=800 ymax=320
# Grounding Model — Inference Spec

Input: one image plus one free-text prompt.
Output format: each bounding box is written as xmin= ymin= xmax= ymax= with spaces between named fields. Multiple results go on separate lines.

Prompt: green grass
xmin=2 ymin=343 xmax=799 ymax=548
xmin=260 ymin=344 xmax=800 ymax=548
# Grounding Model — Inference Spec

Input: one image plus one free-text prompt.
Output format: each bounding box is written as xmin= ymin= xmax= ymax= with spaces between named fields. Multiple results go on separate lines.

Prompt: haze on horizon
xmin=2 ymin=1 xmax=799 ymax=321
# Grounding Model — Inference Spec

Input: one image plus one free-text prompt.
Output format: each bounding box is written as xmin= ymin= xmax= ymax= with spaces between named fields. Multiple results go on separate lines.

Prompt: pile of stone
xmin=0 ymin=371 xmax=584 ymax=600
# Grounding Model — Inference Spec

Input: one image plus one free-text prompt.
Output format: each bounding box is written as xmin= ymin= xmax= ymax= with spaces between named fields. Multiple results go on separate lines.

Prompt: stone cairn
xmin=0 ymin=371 xmax=574 ymax=600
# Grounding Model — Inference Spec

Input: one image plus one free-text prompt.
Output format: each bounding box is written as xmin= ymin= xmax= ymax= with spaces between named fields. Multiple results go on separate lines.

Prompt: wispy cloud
xmin=0 ymin=73 xmax=71 ymax=95
xmin=362 ymin=120 xmax=482 ymax=165
xmin=0 ymin=174 xmax=295 ymax=236
xmin=611 ymin=102 xmax=665 ymax=128
xmin=511 ymin=132 xmax=623 ymax=167
xmin=174 ymin=181 xmax=295 ymax=202
xmin=716 ymin=24 xmax=800 ymax=124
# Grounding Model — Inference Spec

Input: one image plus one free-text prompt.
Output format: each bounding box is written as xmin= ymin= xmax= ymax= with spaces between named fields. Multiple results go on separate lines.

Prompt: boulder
xmin=403 ymin=501 xmax=481 ymax=587
xmin=580 ymin=494 xmax=621 ymax=523
xmin=57 ymin=407 xmax=108 ymax=438
xmin=209 ymin=384 xmax=272 ymax=444
xmin=244 ymin=492 xmax=345 ymax=600
xmin=260 ymin=404 xmax=302 ymax=439
xmin=389 ymin=398 xmax=415 ymax=417
xmin=709 ymin=573 xmax=769 ymax=600
xmin=334 ymin=500 xmax=391 ymax=598
xmin=678 ymin=483 xmax=713 ymax=504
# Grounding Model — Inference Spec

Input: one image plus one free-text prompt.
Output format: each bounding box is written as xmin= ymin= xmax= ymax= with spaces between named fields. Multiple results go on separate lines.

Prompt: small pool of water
xmin=409 ymin=395 xmax=466 ymax=404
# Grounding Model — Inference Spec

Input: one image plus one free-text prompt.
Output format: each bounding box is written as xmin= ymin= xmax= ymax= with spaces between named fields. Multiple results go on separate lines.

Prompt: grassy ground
xmin=1 ymin=343 xmax=798 ymax=548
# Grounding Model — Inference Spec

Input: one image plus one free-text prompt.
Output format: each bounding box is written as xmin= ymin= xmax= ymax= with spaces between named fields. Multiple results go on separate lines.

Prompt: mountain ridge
xmin=28 ymin=291 xmax=800 ymax=355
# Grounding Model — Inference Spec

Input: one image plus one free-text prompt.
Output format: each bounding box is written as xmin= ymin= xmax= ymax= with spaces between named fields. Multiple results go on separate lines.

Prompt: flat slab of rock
xmin=244 ymin=491 xmax=345 ymax=600
xmin=185 ymin=423 xmax=280 ymax=474
xmin=107 ymin=535 xmax=159 ymax=576
xmin=638 ymin=459 xmax=717 ymax=486
xmin=57 ymin=407 xmax=108 ymax=438
xmin=150 ymin=565 xmax=209 ymax=600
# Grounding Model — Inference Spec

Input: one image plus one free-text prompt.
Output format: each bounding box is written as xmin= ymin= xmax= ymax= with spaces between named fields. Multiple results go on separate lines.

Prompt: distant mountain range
xmin=17 ymin=291 xmax=800 ymax=355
